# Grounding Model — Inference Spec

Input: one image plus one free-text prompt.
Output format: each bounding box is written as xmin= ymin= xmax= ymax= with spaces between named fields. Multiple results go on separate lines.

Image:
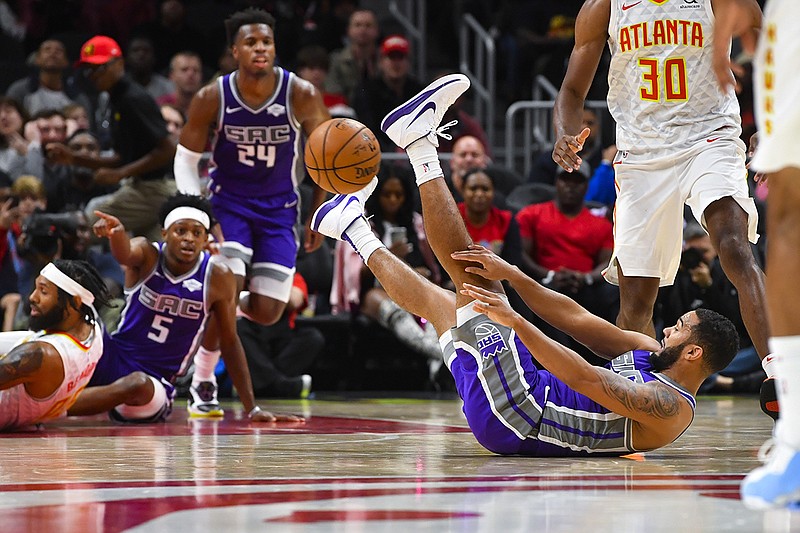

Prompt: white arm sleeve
xmin=173 ymin=144 xmax=203 ymax=195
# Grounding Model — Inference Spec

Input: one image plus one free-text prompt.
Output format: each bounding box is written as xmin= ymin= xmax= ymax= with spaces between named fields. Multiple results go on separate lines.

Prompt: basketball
xmin=304 ymin=118 xmax=381 ymax=194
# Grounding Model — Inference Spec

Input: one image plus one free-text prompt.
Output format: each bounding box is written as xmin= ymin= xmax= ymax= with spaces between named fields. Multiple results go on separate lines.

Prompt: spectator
xmin=157 ymin=51 xmax=204 ymax=116
xmin=235 ymin=273 xmax=319 ymax=398
xmin=658 ymin=223 xmax=763 ymax=395
xmin=353 ymin=35 xmax=424 ymax=152
xmin=125 ymin=35 xmax=175 ymax=102
xmin=295 ymin=45 xmax=356 ymax=118
xmin=0 ymin=171 xmax=20 ymax=331
xmin=448 ymin=134 xmax=489 ymax=201
xmin=46 ymin=35 xmax=177 ymax=243
xmin=160 ymin=105 xmax=184 ymax=145
xmin=62 ymin=102 xmax=91 ymax=138
xmin=47 ymin=130 xmax=118 ymax=214
xmin=22 ymin=109 xmax=70 ymax=197
xmin=0 ymin=97 xmax=29 ymax=179
xmin=326 ymin=8 xmax=380 ymax=104
xmin=4 ymin=39 xmax=93 ymax=118
xmin=458 ymin=168 xmax=521 ymax=265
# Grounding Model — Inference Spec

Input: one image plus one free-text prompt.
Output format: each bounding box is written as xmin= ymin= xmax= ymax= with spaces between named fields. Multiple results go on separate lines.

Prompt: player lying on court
xmin=67 ymin=194 xmax=303 ymax=423
xmin=0 ymin=260 xmax=112 ymax=431
xmin=310 ymin=74 xmax=739 ymax=456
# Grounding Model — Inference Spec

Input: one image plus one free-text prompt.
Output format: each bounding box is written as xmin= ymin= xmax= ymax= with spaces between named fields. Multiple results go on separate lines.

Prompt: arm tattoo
xmin=0 ymin=344 xmax=46 ymax=386
xmin=598 ymin=372 xmax=682 ymax=419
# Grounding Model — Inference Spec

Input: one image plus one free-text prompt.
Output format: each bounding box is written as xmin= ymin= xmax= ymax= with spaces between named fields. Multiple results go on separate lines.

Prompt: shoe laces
xmin=426 ymin=119 xmax=459 ymax=145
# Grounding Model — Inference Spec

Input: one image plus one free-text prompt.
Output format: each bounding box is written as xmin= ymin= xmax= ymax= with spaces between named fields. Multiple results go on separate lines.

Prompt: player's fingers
xmin=576 ymin=127 xmax=591 ymax=145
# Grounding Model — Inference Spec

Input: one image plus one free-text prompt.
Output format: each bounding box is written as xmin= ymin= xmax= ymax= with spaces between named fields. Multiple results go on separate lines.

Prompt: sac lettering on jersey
xmin=223 ymin=124 xmax=292 ymax=145
xmin=138 ymin=284 xmax=203 ymax=320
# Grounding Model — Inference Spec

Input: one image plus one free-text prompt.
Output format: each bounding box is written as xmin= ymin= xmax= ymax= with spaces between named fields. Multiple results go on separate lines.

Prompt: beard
xmin=648 ymin=342 xmax=687 ymax=372
xmin=29 ymin=302 xmax=67 ymax=331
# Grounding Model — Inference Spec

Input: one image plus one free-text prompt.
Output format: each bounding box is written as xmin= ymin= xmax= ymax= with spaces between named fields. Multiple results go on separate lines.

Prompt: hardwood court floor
xmin=0 ymin=394 xmax=796 ymax=532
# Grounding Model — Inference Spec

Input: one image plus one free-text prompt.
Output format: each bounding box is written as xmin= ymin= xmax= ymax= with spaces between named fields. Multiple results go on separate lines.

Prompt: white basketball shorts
xmin=604 ymin=137 xmax=759 ymax=286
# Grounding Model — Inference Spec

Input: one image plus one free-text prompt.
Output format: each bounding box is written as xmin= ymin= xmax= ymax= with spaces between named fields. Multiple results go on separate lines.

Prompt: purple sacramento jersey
xmin=443 ymin=310 xmax=696 ymax=457
xmin=207 ymin=68 xmax=303 ymax=282
xmin=209 ymin=68 xmax=304 ymax=199
xmin=89 ymin=244 xmax=212 ymax=386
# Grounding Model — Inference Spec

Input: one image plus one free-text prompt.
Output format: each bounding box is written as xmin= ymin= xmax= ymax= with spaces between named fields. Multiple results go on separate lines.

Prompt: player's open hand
xmin=552 ymin=127 xmax=590 ymax=172
xmin=249 ymin=408 xmax=306 ymax=424
xmin=93 ymin=210 xmax=124 ymax=238
xmin=452 ymin=244 xmax=516 ymax=281
xmin=460 ymin=283 xmax=519 ymax=328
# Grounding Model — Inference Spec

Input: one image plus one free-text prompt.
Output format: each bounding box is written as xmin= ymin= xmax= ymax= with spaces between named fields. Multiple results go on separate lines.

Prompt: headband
xmin=163 ymin=206 xmax=210 ymax=231
xmin=40 ymin=263 xmax=95 ymax=306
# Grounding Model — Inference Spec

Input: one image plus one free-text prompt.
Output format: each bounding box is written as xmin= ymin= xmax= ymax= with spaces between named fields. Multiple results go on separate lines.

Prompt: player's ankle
xmin=406 ymin=138 xmax=442 ymax=186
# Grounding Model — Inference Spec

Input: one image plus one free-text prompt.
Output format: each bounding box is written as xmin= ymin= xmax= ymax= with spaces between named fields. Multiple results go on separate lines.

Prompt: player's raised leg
xmin=311 ymin=178 xmax=456 ymax=334
xmin=380 ymin=74 xmax=503 ymax=308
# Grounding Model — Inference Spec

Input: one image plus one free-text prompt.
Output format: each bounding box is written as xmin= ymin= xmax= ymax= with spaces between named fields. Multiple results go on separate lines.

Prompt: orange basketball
xmin=304 ymin=118 xmax=381 ymax=194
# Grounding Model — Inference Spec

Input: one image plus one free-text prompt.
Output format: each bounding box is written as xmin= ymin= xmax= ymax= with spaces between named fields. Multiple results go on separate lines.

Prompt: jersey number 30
xmin=638 ymin=57 xmax=688 ymax=102
xmin=238 ymin=145 xmax=276 ymax=168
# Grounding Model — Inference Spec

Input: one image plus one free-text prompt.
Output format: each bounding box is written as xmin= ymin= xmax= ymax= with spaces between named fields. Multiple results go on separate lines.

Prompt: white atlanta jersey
xmin=607 ymin=0 xmax=742 ymax=153
xmin=0 ymin=324 xmax=103 ymax=430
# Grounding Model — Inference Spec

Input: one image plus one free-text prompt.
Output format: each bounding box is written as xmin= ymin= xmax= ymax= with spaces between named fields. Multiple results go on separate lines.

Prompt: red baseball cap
xmin=380 ymin=35 xmax=410 ymax=57
xmin=76 ymin=35 xmax=122 ymax=67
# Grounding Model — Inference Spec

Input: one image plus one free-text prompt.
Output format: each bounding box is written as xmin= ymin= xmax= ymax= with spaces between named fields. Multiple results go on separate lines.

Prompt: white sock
xmin=192 ymin=346 xmax=220 ymax=387
xmin=406 ymin=138 xmax=442 ymax=186
xmin=771 ymin=336 xmax=800 ymax=448
xmin=343 ymin=215 xmax=385 ymax=262
xmin=762 ymin=353 xmax=778 ymax=378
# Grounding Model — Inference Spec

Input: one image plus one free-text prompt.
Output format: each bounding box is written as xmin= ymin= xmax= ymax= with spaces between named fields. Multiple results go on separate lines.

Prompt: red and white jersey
xmin=607 ymin=0 xmax=742 ymax=153
xmin=0 ymin=323 xmax=103 ymax=430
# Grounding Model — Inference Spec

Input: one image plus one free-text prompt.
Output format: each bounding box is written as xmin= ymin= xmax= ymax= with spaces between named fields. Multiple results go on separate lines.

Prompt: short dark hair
xmin=692 ymin=308 xmax=740 ymax=374
xmin=462 ymin=167 xmax=495 ymax=189
xmin=225 ymin=8 xmax=276 ymax=47
xmin=158 ymin=193 xmax=216 ymax=229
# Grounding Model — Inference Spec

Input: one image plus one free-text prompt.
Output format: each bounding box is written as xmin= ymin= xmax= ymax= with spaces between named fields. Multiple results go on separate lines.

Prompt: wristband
xmin=248 ymin=406 xmax=262 ymax=419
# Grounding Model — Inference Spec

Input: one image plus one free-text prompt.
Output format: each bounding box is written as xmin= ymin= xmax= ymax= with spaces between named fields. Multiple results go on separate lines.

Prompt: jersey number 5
xmin=238 ymin=144 xmax=276 ymax=168
xmin=638 ymin=57 xmax=688 ymax=102
xmin=148 ymin=315 xmax=172 ymax=343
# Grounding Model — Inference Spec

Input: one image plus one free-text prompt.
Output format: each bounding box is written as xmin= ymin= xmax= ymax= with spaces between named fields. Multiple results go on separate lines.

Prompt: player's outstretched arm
xmin=553 ymin=0 xmax=609 ymax=172
xmin=209 ymin=262 xmax=304 ymax=423
xmin=461 ymin=284 xmax=691 ymax=436
xmin=92 ymin=211 xmax=154 ymax=277
xmin=454 ymin=245 xmax=658 ymax=359
xmin=175 ymin=83 xmax=220 ymax=195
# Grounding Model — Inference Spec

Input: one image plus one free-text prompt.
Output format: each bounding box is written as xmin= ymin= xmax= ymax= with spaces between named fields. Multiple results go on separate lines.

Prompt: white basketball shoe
xmin=380 ymin=73 xmax=471 ymax=149
xmin=310 ymin=177 xmax=378 ymax=240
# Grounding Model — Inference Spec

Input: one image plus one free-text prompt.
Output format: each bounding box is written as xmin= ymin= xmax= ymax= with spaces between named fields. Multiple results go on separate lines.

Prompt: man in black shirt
xmin=47 ymin=36 xmax=176 ymax=242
